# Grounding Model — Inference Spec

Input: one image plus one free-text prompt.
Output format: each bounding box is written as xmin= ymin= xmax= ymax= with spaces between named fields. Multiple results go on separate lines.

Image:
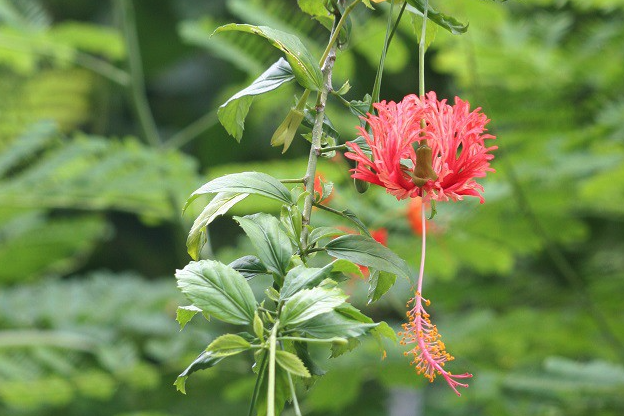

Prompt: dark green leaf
xmin=185 ymin=172 xmax=294 ymax=210
xmin=218 ymin=58 xmax=296 ymax=141
xmin=228 ymin=255 xmax=268 ymax=279
xmin=175 ymin=260 xmax=257 ymax=325
xmin=367 ymin=270 xmax=397 ymax=304
xmin=187 ymin=192 xmax=248 ymax=260
xmin=235 ymin=213 xmax=294 ymax=278
xmin=174 ymin=351 xmax=224 ymax=394
xmin=205 ymin=334 xmax=252 ymax=357
xmin=405 ymin=1 xmax=468 ymax=35
xmin=294 ymin=342 xmax=326 ymax=377
xmin=213 ymin=24 xmax=323 ymax=91
xmin=325 ymin=234 xmax=410 ymax=280
xmin=349 ymin=136 xmax=372 ymax=156
xmin=341 ymin=209 xmax=372 ymax=236
xmin=280 ymin=263 xmax=335 ymax=300
xmin=275 ymin=350 xmax=311 ymax=378
xmin=302 ymin=107 xmax=340 ymax=142
xmin=280 ymin=287 xmax=347 ymax=327
xmin=176 ymin=305 xmax=202 ymax=330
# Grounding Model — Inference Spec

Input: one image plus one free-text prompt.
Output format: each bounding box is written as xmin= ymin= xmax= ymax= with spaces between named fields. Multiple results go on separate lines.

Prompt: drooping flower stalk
xmin=399 ymin=203 xmax=472 ymax=396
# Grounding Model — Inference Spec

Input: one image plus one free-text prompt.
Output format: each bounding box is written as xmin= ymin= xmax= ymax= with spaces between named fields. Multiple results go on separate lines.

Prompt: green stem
xmin=115 ymin=0 xmax=161 ymax=147
xmin=267 ymin=321 xmax=279 ymax=416
xmin=418 ymin=0 xmax=429 ymax=97
xmin=248 ymin=351 xmax=269 ymax=416
xmin=164 ymin=109 xmax=218 ymax=149
xmin=318 ymin=144 xmax=348 ymax=153
xmin=286 ymin=372 xmax=302 ymax=416
xmin=369 ymin=0 xmax=400 ymax=113
xmin=280 ymin=178 xmax=306 ymax=184
xmin=318 ymin=0 xmax=360 ymax=67
xmin=278 ymin=336 xmax=347 ymax=344
xmin=300 ymin=27 xmax=339 ymax=250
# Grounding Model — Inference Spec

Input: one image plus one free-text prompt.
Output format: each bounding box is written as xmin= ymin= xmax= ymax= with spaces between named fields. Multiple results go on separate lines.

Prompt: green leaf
xmin=405 ymin=1 xmax=468 ymax=35
xmin=372 ymin=321 xmax=397 ymax=343
xmin=218 ymin=58 xmax=295 ymax=141
xmin=176 ymin=305 xmax=202 ymax=330
xmin=349 ymin=94 xmax=372 ymax=120
xmin=228 ymin=255 xmax=268 ymax=279
xmin=175 ymin=260 xmax=257 ymax=325
xmin=296 ymin=307 xmax=378 ymax=339
xmin=330 ymin=337 xmax=361 ymax=358
xmin=342 ymin=209 xmax=372 ymax=237
xmin=280 ymin=204 xmax=302 ymax=248
xmin=302 ymin=107 xmax=340 ymax=142
xmin=234 ymin=213 xmax=294 ymax=278
xmin=174 ymin=351 xmax=224 ymax=394
xmin=185 ymin=172 xmax=294 ymax=210
xmin=367 ymin=270 xmax=397 ymax=304
xmin=205 ymin=334 xmax=252 ymax=357
xmin=280 ymin=263 xmax=335 ymax=300
xmin=308 ymin=226 xmax=345 ymax=246
xmin=297 ymin=0 xmax=328 ymax=17
xmin=186 ymin=192 xmax=248 ymax=260
xmin=270 ymin=107 xmax=305 ymax=153
xmin=213 ymin=24 xmax=323 ymax=91
xmin=275 ymin=350 xmax=311 ymax=378
xmin=411 ymin=11 xmax=439 ymax=51
xmin=280 ymin=287 xmax=347 ymax=327
xmin=325 ymin=234 xmax=410 ymax=280
xmin=330 ymin=259 xmax=365 ymax=280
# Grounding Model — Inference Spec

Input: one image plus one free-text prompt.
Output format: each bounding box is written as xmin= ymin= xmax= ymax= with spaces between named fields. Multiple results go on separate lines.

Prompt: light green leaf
xmin=325 ymin=234 xmax=410 ymax=280
xmin=185 ymin=172 xmax=294 ymax=210
xmin=213 ymin=24 xmax=323 ymax=91
xmin=205 ymin=334 xmax=252 ymax=357
xmin=175 ymin=260 xmax=257 ymax=325
xmin=405 ymin=1 xmax=468 ymax=35
xmin=367 ymin=270 xmax=397 ymax=304
xmin=235 ymin=213 xmax=294 ymax=278
xmin=228 ymin=255 xmax=269 ymax=279
xmin=275 ymin=350 xmax=311 ymax=378
xmin=218 ymin=58 xmax=295 ymax=141
xmin=186 ymin=192 xmax=248 ymax=260
xmin=297 ymin=0 xmax=328 ymax=17
xmin=297 ymin=309 xmax=378 ymax=339
xmin=280 ymin=287 xmax=347 ymax=327
xmin=253 ymin=312 xmax=264 ymax=341
xmin=280 ymin=263 xmax=335 ymax=300
xmin=331 ymin=259 xmax=364 ymax=280
xmin=411 ymin=11 xmax=439 ymax=51
xmin=330 ymin=337 xmax=360 ymax=358
xmin=176 ymin=305 xmax=202 ymax=330
xmin=174 ymin=351 xmax=224 ymax=394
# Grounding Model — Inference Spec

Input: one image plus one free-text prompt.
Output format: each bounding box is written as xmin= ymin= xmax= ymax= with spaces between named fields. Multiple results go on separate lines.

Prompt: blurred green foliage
xmin=0 ymin=0 xmax=623 ymax=415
